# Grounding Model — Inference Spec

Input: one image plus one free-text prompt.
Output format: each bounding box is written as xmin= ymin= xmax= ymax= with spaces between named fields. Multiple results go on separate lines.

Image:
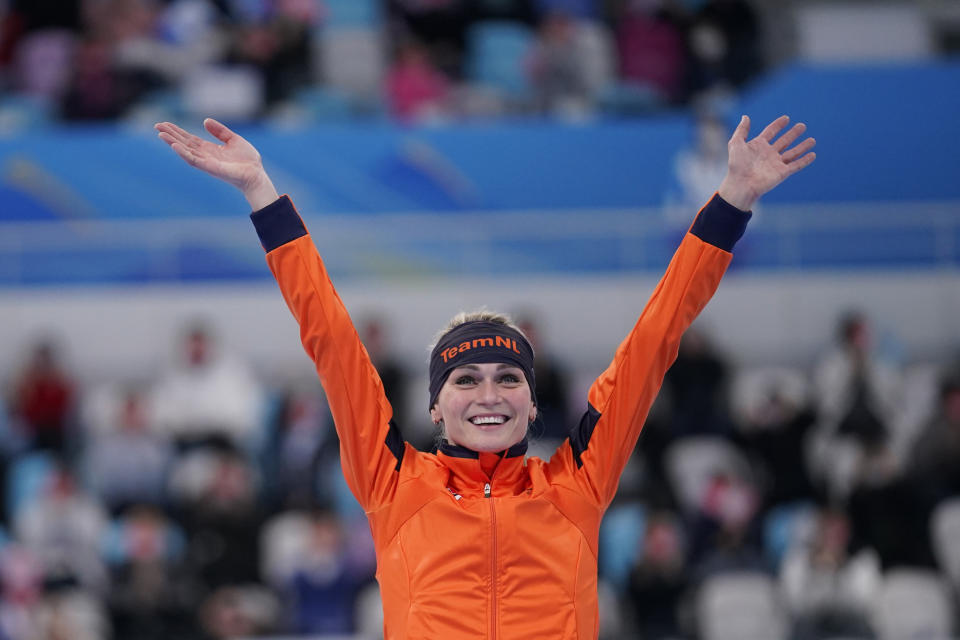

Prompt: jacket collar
xmin=437 ymin=439 xmax=529 ymax=497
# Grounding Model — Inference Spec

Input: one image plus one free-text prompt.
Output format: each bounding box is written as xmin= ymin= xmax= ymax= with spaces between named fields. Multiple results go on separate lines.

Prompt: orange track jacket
xmin=251 ymin=193 xmax=750 ymax=640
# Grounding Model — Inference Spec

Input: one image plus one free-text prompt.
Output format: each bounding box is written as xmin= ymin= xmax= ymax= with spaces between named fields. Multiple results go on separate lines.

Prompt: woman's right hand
xmin=155 ymin=118 xmax=280 ymax=210
xmin=717 ymin=114 xmax=816 ymax=212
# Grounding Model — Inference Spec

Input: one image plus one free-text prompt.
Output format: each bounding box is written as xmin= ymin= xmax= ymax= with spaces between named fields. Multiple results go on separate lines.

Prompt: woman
xmin=156 ymin=114 xmax=814 ymax=639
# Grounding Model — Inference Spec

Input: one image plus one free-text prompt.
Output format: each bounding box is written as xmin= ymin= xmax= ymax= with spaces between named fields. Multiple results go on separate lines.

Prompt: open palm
xmin=155 ymin=119 xmax=267 ymax=193
xmin=719 ymin=115 xmax=816 ymax=210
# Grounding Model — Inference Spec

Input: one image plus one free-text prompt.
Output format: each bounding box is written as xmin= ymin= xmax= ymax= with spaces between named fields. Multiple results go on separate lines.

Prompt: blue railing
xmin=1 ymin=200 xmax=956 ymax=287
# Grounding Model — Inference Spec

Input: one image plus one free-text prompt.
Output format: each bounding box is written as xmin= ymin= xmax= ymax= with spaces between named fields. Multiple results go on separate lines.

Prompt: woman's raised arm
xmin=553 ymin=114 xmax=816 ymax=507
xmin=155 ymin=118 xmax=280 ymax=211
xmin=157 ymin=118 xmax=403 ymax=511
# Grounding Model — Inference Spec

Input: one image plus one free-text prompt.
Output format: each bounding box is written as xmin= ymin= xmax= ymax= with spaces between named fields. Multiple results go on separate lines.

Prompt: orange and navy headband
xmin=429 ymin=320 xmax=536 ymax=409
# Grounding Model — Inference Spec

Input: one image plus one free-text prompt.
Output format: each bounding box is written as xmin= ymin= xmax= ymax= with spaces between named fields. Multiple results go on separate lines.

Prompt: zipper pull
xmin=484 ymin=482 xmax=492 ymax=498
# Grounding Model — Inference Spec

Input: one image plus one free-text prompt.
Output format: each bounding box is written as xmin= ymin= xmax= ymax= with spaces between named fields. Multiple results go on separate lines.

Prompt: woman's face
xmin=430 ymin=362 xmax=536 ymax=453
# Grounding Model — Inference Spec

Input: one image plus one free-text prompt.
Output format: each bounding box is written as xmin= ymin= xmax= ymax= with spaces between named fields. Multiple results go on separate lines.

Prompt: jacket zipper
xmin=486 ymin=482 xmax=497 ymax=640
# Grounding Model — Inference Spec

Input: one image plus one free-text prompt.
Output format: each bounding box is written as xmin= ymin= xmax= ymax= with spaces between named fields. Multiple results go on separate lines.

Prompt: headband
xmin=429 ymin=321 xmax=536 ymax=410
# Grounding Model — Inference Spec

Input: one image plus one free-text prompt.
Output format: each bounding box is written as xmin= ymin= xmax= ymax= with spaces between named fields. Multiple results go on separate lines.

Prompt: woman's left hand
xmin=718 ymin=114 xmax=816 ymax=211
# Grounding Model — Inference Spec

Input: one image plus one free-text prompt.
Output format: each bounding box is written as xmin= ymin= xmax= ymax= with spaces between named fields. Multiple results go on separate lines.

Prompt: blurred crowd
xmin=0 ymin=0 xmax=765 ymax=126
xmin=1 ymin=308 xmax=960 ymax=639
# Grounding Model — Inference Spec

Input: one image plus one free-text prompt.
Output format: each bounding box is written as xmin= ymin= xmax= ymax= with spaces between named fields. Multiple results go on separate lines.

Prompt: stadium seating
xmin=696 ymin=572 xmax=788 ymax=640
xmin=664 ymin=436 xmax=753 ymax=515
xmin=931 ymin=498 xmax=960 ymax=593
xmin=871 ymin=569 xmax=954 ymax=640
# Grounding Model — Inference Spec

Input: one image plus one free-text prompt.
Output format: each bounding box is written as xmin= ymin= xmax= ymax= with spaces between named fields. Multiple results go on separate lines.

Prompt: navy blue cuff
xmin=689 ymin=194 xmax=752 ymax=252
xmin=250 ymin=195 xmax=307 ymax=252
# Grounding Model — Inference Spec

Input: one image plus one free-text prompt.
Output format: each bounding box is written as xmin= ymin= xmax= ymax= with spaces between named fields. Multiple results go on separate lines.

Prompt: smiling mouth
xmin=470 ymin=415 xmax=509 ymax=426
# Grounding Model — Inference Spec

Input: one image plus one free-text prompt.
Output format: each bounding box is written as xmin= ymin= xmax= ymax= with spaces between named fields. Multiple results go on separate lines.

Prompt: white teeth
xmin=471 ymin=416 xmax=506 ymax=425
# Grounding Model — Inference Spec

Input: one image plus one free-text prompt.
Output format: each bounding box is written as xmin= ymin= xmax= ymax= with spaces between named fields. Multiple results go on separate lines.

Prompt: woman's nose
xmin=477 ymin=379 xmax=500 ymax=404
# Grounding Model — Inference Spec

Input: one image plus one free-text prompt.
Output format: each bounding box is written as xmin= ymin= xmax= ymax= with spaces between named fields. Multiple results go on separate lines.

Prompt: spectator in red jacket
xmin=11 ymin=339 xmax=74 ymax=455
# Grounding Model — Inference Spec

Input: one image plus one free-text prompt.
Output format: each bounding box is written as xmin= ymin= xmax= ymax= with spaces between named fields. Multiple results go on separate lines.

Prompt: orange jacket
xmin=251 ymin=194 xmax=749 ymax=640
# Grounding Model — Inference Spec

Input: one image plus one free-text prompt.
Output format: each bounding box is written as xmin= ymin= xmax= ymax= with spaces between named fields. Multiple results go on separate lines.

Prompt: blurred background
xmin=1 ymin=0 xmax=960 ymax=638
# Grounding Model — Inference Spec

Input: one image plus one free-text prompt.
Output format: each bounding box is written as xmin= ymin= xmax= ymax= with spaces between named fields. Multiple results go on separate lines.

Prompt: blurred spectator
xmin=663 ymin=327 xmax=732 ymax=438
xmin=112 ymin=0 xmax=226 ymax=90
xmin=516 ymin=314 xmax=572 ymax=444
xmin=0 ymin=544 xmax=45 ymax=640
xmin=34 ymin=588 xmax=112 ymax=640
xmin=615 ymin=0 xmax=686 ymax=103
xmin=700 ymin=470 xmax=758 ymax=532
xmin=265 ymin=386 xmax=329 ymax=508
xmin=359 ymin=315 xmax=419 ymax=446
xmin=286 ymin=510 xmax=371 ymax=634
xmin=904 ymin=372 xmax=960 ymax=563
xmin=59 ymin=36 xmax=131 ymax=121
xmin=685 ymin=0 xmax=762 ymax=98
xmin=10 ymin=340 xmax=74 ymax=455
xmin=386 ymin=38 xmax=451 ymax=122
xmin=225 ymin=0 xmax=317 ymax=108
xmin=0 ymin=0 xmax=770 ymax=123
xmin=573 ymin=16 xmax=616 ymax=107
xmin=944 ymin=351 xmax=960 ymax=384
xmin=626 ymin=511 xmax=688 ymax=640
xmin=172 ymin=448 xmax=264 ymax=589
xmin=389 ymin=0 xmax=469 ymax=79
xmin=634 ymin=394 xmax=680 ymax=509
xmin=82 ymin=387 xmax=173 ymax=513
xmin=199 ymin=584 xmax=279 ymax=639
xmin=1 ymin=0 xmax=82 ymax=103
xmin=811 ymin=312 xmax=901 ymax=499
xmin=14 ymin=466 xmax=109 ymax=593
xmin=909 ymin=374 xmax=960 ymax=504
xmin=527 ymin=11 xmax=595 ymax=117
xmin=825 ymin=314 xmax=897 ymax=443
xmin=846 ymin=431 xmax=934 ymax=569
xmin=106 ymin=505 xmax=193 ymax=640
xmin=57 ymin=1 xmax=164 ymax=121
xmin=152 ymin=321 xmax=264 ymax=452
xmin=664 ymin=111 xmax=730 ymax=225
xmin=688 ymin=470 xmax=764 ymax=580
xmin=737 ymin=374 xmax=818 ymax=509
xmin=780 ymin=507 xmax=879 ymax=640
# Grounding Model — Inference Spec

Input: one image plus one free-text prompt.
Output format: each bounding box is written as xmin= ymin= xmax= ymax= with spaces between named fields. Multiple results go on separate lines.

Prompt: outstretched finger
xmin=157 ymin=131 xmax=178 ymax=148
xmin=783 ymin=137 xmax=816 ymax=163
xmin=786 ymin=151 xmax=816 ymax=175
xmin=155 ymin=121 xmax=190 ymax=141
xmin=774 ymin=122 xmax=806 ymax=153
xmin=156 ymin=122 xmax=200 ymax=149
xmin=730 ymin=115 xmax=751 ymax=143
xmin=204 ymin=118 xmax=236 ymax=144
xmin=757 ymin=115 xmax=790 ymax=143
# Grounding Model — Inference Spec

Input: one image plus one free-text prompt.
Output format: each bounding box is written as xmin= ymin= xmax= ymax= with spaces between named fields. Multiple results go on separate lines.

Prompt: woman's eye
xmin=499 ymin=374 xmax=520 ymax=384
xmin=454 ymin=375 xmax=476 ymax=386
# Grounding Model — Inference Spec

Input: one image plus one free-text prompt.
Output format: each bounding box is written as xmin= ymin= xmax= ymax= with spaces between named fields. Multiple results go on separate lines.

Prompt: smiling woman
xmin=426 ymin=311 xmax=537 ymax=453
xmin=155 ymin=113 xmax=815 ymax=640
xmin=431 ymin=358 xmax=537 ymax=453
